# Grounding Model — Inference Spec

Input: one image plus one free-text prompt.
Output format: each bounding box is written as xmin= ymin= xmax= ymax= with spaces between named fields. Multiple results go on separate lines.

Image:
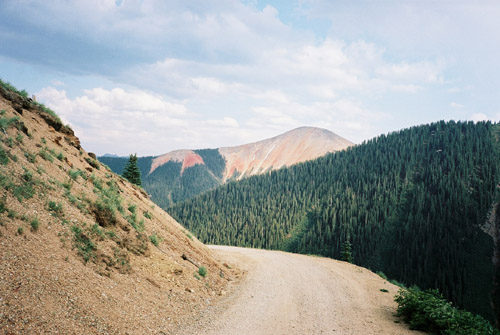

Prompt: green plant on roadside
xmin=395 ymin=287 xmax=499 ymax=335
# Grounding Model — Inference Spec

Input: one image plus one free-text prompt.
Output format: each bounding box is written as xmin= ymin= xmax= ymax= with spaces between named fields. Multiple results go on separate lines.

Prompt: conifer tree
xmin=122 ymin=154 xmax=142 ymax=186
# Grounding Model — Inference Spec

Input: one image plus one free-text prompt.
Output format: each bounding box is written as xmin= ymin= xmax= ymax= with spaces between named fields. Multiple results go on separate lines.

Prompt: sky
xmin=0 ymin=0 xmax=499 ymax=156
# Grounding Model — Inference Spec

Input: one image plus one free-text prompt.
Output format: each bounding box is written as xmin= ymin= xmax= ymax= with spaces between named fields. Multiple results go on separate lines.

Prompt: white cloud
xmin=470 ymin=113 xmax=489 ymax=122
xmin=450 ymin=102 xmax=464 ymax=109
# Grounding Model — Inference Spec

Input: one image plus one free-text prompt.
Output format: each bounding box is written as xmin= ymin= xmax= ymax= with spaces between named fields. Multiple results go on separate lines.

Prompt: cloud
xmin=470 ymin=113 xmax=489 ymax=122
xmin=450 ymin=102 xmax=464 ymax=109
xmin=37 ymin=87 xmax=190 ymax=155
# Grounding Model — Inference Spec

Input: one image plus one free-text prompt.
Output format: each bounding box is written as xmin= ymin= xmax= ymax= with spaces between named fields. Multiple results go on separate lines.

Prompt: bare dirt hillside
xmin=149 ymin=126 xmax=353 ymax=180
xmin=219 ymin=126 xmax=353 ymax=181
xmin=174 ymin=246 xmax=423 ymax=335
xmin=0 ymin=85 xmax=238 ymax=334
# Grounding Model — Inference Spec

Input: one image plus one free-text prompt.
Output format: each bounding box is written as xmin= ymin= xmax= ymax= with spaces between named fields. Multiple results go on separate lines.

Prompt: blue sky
xmin=1 ymin=0 xmax=499 ymax=156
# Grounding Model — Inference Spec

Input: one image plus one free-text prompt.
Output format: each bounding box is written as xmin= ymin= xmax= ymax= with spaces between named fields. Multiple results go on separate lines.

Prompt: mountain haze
xmin=100 ymin=126 xmax=352 ymax=208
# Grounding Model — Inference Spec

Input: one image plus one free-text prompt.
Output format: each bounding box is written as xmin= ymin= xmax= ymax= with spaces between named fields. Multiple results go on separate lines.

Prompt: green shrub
xmin=24 ymin=151 xmax=36 ymax=163
xmin=395 ymin=287 xmax=499 ymax=335
xmin=143 ymin=211 xmax=152 ymax=219
xmin=30 ymin=218 xmax=39 ymax=231
xmin=68 ymin=169 xmax=82 ymax=181
xmin=128 ymin=204 xmax=136 ymax=213
xmin=17 ymin=226 xmax=23 ymax=235
xmin=38 ymin=148 xmax=53 ymax=162
xmin=48 ymin=201 xmax=63 ymax=217
xmin=84 ymin=157 xmax=100 ymax=169
xmin=71 ymin=225 xmax=96 ymax=263
xmin=0 ymin=146 xmax=9 ymax=165
xmin=5 ymin=137 xmax=13 ymax=148
xmin=198 ymin=266 xmax=207 ymax=277
xmin=149 ymin=233 xmax=160 ymax=246
xmin=15 ymin=133 xmax=23 ymax=144
xmin=13 ymin=182 xmax=34 ymax=201
xmin=377 ymin=271 xmax=388 ymax=280
xmin=56 ymin=152 xmax=64 ymax=161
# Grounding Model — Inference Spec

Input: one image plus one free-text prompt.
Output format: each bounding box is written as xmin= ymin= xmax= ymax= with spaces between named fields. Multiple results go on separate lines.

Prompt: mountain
xmin=99 ymin=127 xmax=352 ymax=208
xmin=170 ymin=120 xmax=500 ymax=324
xmin=0 ymin=80 xmax=237 ymax=334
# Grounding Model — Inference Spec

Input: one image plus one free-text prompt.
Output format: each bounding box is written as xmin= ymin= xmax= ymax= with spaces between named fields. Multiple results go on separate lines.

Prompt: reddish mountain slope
xmin=219 ymin=126 xmax=353 ymax=181
xmin=150 ymin=127 xmax=353 ymax=180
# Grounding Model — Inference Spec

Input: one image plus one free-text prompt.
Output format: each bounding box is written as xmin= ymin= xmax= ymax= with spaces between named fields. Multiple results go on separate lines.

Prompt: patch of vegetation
xmin=15 ymin=133 xmax=23 ymax=144
xmin=5 ymin=137 xmax=13 ymax=148
xmin=0 ymin=146 xmax=9 ymax=165
xmin=198 ymin=266 xmax=207 ymax=277
xmin=30 ymin=217 xmax=39 ymax=231
xmin=0 ymin=199 xmax=6 ymax=214
xmin=41 ymin=137 xmax=46 ymax=144
xmin=91 ymin=174 xmax=103 ymax=191
xmin=7 ymin=209 xmax=16 ymax=219
xmin=56 ymin=152 xmax=64 ymax=161
xmin=17 ymin=226 xmax=23 ymax=235
xmin=395 ymin=287 xmax=499 ymax=335
xmin=68 ymin=169 xmax=82 ymax=181
xmin=12 ymin=181 xmax=35 ymax=202
xmin=149 ymin=233 xmax=160 ymax=247
xmin=85 ymin=157 xmax=100 ymax=170
xmin=90 ymin=223 xmax=106 ymax=240
xmin=143 ymin=210 xmax=152 ymax=219
xmin=24 ymin=151 xmax=36 ymax=163
xmin=91 ymin=179 xmax=122 ymax=227
xmin=380 ymin=288 xmax=389 ymax=293
xmin=377 ymin=271 xmax=388 ymax=280
xmin=38 ymin=148 xmax=54 ymax=162
xmin=71 ymin=225 xmax=96 ymax=263
xmin=48 ymin=201 xmax=63 ymax=217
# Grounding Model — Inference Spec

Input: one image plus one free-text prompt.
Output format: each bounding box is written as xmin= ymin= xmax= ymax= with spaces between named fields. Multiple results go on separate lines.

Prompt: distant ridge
xmin=100 ymin=127 xmax=353 ymax=208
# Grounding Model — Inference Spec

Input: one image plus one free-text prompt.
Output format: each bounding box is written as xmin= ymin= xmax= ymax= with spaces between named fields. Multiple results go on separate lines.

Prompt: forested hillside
xmin=170 ymin=120 xmax=500 ymax=323
xmin=99 ymin=150 xmax=224 ymax=208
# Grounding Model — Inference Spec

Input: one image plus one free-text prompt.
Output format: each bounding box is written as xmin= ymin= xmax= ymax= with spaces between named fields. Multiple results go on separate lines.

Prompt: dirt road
xmin=173 ymin=246 xmax=420 ymax=335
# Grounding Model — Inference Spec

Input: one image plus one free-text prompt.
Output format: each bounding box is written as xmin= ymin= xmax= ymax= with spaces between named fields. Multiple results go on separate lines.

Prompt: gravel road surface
xmin=174 ymin=246 xmax=420 ymax=335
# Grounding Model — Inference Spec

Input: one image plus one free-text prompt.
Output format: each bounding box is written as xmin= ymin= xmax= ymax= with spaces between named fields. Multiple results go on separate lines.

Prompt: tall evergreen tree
xmin=122 ymin=154 xmax=142 ymax=186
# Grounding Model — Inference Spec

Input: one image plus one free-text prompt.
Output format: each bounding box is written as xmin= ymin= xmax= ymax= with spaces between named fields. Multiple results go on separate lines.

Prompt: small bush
xmin=68 ymin=169 xmax=82 ymax=181
xmin=17 ymin=227 xmax=23 ymax=235
xmin=84 ymin=157 xmax=100 ymax=169
xmin=16 ymin=133 xmax=23 ymax=144
xmin=24 ymin=151 xmax=36 ymax=163
xmin=395 ymin=287 xmax=499 ymax=335
xmin=48 ymin=201 xmax=63 ymax=217
xmin=198 ymin=266 xmax=207 ymax=277
xmin=56 ymin=152 xmax=64 ymax=161
xmin=71 ymin=225 xmax=96 ymax=263
xmin=128 ymin=204 xmax=136 ymax=213
xmin=149 ymin=233 xmax=160 ymax=246
xmin=38 ymin=148 xmax=53 ymax=162
xmin=143 ymin=211 xmax=152 ymax=219
xmin=377 ymin=271 xmax=388 ymax=280
xmin=0 ymin=146 xmax=9 ymax=165
xmin=30 ymin=218 xmax=39 ymax=231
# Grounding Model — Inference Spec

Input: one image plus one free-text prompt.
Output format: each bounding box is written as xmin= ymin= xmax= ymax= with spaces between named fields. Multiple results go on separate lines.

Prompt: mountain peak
xmin=219 ymin=126 xmax=353 ymax=181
